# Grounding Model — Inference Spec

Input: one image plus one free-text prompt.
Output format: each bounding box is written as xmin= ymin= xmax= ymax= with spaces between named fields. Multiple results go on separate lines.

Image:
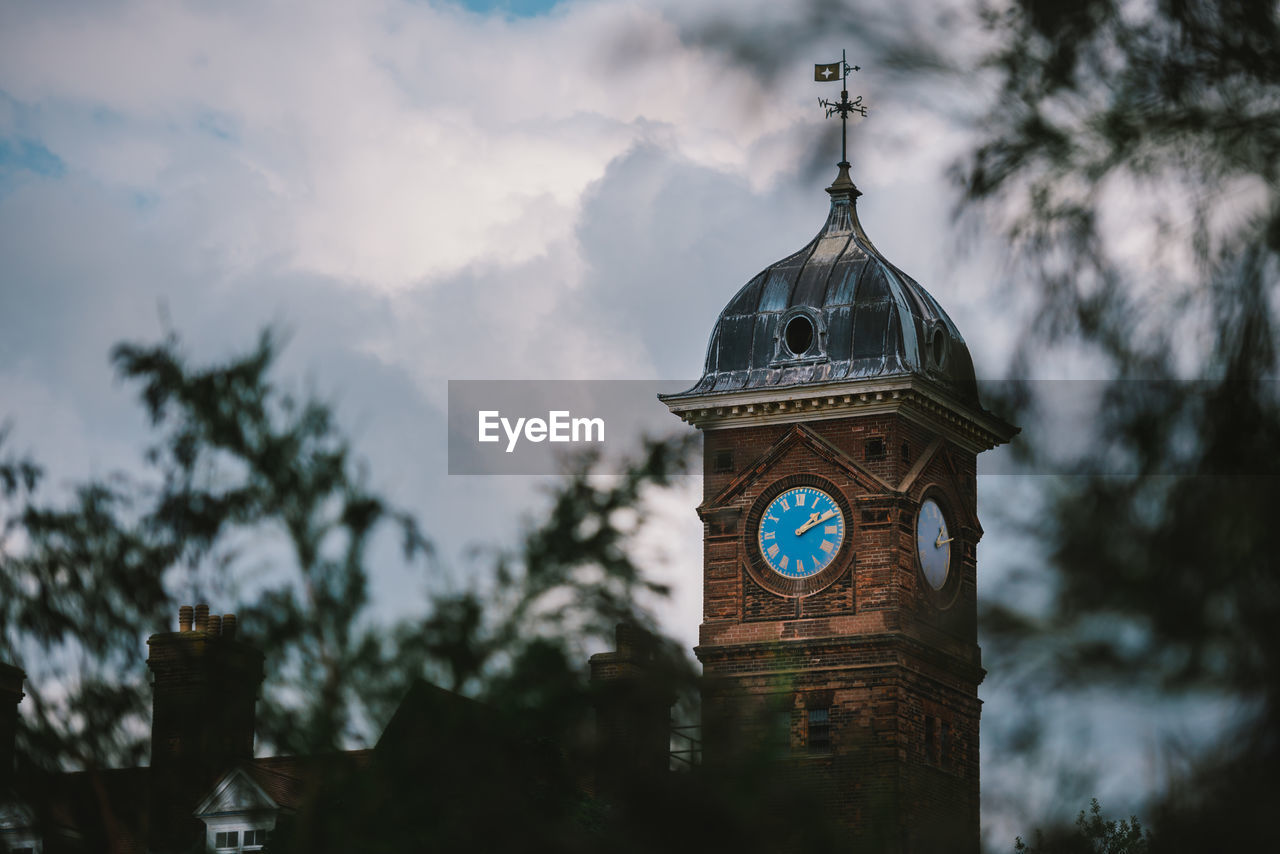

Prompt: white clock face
xmin=915 ymin=498 xmax=951 ymax=590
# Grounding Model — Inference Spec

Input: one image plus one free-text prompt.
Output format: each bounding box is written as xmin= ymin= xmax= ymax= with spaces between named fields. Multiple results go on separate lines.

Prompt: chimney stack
xmin=147 ymin=603 xmax=263 ymax=852
xmin=0 ymin=661 xmax=24 ymax=788
xmin=589 ymin=624 xmax=674 ymax=795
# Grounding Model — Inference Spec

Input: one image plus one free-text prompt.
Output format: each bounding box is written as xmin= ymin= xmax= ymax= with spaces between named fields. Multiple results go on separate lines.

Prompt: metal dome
xmin=676 ymin=163 xmax=977 ymax=404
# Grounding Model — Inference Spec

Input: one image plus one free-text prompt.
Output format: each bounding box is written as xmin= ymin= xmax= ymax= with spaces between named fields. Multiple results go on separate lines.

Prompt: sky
xmin=0 ymin=0 xmax=1008 ymax=624
xmin=0 ymin=0 xmax=1168 ymax=846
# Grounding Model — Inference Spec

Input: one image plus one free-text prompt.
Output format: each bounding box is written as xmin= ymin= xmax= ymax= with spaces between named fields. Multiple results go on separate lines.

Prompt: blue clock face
xmin=756 ymin=486 xmax=846 ymax=578
xmin=915 ymin=498 xmax=951 ymax=590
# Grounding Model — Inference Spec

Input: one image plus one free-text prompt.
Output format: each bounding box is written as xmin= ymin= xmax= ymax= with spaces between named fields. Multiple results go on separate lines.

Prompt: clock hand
xmin=794 ymin=512 xmax=821 ymax=536
xmin=796 ymin=509 xmax=838 ymax=536
xmin=935 ymin=531 xmax=954 ymax=548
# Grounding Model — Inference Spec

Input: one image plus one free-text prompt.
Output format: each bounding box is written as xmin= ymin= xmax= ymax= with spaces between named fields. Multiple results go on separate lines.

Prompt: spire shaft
xmin=841 ymin=49 xmax=848 ymax=165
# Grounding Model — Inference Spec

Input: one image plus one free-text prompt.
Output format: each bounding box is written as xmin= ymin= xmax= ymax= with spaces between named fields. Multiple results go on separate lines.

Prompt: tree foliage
xmin=959 ymin=0 xmax=1280 ymax=849
xmin=2 ymin=329 xmax=438 ymax=765
xmin=1015 ymin=799 xmax=1149 ymax=854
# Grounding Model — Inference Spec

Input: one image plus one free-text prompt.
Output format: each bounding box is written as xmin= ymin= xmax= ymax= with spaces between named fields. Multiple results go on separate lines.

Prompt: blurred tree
xmin=956 ymin=0 xmax=1280 ymax=849
xmin=1 ymin=328 xmax=438 ymax=771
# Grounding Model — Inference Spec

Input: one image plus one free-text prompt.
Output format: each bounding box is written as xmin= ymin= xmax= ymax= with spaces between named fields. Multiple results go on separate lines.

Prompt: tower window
xmin=929 ymin=325 xmax=948 ymax=367
xmin=925 ymin=715 xmax=936 ymax=761
xmin=806 ymin=707 xmax=831 ymax=754
xmin=940 ymin=720 xmax=952 ymax=767
xmin=864 ymin=437 xmax=886 ymax=461
xmin=901 ymin=441 xmax=910 ymax=464
xmin=784 ymin=315 xmax=815 ymax=356
xmin=775 ymin=709 xmax=794 ymax=756
xmin=713 ymin=449 xmax=734 ymax=473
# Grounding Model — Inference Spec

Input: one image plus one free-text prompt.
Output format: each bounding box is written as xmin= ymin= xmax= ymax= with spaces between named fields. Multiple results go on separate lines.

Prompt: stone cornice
xmin=662 ymin=376 xmax=1018 ymax=452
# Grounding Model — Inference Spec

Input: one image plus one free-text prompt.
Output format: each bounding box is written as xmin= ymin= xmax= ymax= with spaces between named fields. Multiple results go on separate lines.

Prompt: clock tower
xmin=661 ymin=161 xmax=1016 ymax=852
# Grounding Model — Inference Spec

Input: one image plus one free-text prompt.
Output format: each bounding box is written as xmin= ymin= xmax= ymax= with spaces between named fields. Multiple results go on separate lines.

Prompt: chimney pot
xmin=178 ymin=605 xmax=194 ymax=632
xmin=207 ymin=614 xmax=222 ymax=637
xmin=222 ymin=614 xmax=238 ymax=640
xmin=194 ymin=604 xmax=210 ymax=633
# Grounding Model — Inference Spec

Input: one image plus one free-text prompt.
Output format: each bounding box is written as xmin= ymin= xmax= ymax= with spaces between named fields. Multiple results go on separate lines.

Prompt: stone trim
xmin=663 ymin=376 xmax=1017 ymax=453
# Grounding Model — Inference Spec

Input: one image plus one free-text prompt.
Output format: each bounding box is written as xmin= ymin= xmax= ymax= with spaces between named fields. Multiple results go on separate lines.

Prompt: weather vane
xmin=815 ymin=49 xmax=867 ymax=166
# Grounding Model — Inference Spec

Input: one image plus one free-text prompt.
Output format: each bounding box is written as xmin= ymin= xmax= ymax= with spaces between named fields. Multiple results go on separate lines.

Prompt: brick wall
xmin=695 ymin=410 xmax=983 ymax=853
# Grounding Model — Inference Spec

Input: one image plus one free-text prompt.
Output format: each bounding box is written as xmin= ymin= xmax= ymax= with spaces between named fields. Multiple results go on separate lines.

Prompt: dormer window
xmin=773 ymin=308 xmax=826 ymax=364
xmin=214 ymin=828 xmax=269 ymax=851
xmin=784 ymin=314 xmax=814 ymax=356
xmin=928 ymin=322 xmax=949 ymax=369
xmin=196 ymin=765 xmax=282 ymax=852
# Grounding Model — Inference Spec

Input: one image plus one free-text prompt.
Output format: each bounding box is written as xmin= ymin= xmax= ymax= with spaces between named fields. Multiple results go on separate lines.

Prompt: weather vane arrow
xmin=815 ymin=49 xmax=867 ymax=166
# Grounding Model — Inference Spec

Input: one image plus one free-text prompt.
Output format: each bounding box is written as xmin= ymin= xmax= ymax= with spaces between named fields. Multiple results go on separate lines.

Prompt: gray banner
xmin=447 ymin=379 xmax=1279 ymax=476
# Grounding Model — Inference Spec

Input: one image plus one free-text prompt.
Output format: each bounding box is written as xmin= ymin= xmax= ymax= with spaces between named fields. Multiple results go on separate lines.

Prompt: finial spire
xmin=815 ymin=49 xmax=867 ymax=177
xmin=826 ymin=160 xmax=860 ymax=201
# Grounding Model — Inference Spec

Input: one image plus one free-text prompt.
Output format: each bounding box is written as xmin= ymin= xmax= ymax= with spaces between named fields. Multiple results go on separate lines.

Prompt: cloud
xmin=0 ymin=0 xmax=1030 ymax=626
xmin=0 ymin=0 xmax=801 ymax=295
xmin=0 ymin=0 xmax=805 ymax=618
xmin=0 ymin=0 xmax=1018 ymax=597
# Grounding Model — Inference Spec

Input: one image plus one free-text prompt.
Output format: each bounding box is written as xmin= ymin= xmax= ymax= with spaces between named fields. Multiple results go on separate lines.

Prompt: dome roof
xmin=678 ymin=163 xmax=977 ymax=403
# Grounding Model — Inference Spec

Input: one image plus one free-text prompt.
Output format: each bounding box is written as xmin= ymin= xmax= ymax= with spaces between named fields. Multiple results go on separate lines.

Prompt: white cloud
xmin=0 ymin=0 xmax=1016 ymax=618
xmin=0 ymin=0 xmax=801 ymax=294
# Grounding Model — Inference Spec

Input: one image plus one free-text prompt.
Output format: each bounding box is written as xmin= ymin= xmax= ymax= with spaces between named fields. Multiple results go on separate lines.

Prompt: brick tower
xmin=662 ymin=161 xmax=1016 ymax=852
